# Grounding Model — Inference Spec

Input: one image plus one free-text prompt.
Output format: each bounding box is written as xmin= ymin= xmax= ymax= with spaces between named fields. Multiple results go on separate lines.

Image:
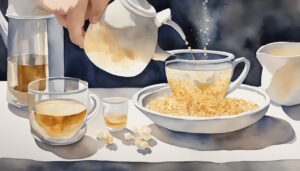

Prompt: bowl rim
xmin=133 ymin=83 xmax=270 ymax=121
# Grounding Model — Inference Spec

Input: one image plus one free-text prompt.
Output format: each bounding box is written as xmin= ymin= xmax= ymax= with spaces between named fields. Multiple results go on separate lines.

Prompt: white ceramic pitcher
xmin=257 ymin=42 xmax=300 ymax=106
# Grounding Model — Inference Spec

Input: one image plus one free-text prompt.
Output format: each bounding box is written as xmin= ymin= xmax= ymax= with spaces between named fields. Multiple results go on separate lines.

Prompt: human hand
xmin=36 ymin=0 xmax=110 ymax=48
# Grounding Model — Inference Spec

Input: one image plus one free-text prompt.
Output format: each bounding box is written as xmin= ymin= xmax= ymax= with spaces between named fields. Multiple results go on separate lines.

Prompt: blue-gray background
xmin=1 ymin=0 xmax=300 ymax=87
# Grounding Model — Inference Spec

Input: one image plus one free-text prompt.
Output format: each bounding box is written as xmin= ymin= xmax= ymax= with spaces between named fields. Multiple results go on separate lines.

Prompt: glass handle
xmin=227 ymin=57 xmax=251 ymax=94
xmin=87 ymin=93 xmax=99 ymax=121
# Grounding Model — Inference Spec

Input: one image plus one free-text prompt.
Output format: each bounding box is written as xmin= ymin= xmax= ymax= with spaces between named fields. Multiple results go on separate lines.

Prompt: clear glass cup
xmin=102 ymin=97 xmax=128 ymax=131
xmin=28 ymin=77 xmax=99 ymax=146
xmin=166 ymin=49 xmax=250 ymax=107
xmin=7 ymin=54 xmax=48 ymax=109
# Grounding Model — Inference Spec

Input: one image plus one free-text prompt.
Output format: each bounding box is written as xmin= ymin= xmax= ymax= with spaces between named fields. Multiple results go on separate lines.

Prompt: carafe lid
xmin=120 ymin=0 xmax=156 ymax=17
xmin=6 ymin=0 xmax=53 ymax=19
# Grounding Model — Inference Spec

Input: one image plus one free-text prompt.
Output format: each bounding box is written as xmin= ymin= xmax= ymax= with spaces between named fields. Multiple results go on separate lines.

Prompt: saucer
xmin=133 ymin=84 xmax=270 ymax=134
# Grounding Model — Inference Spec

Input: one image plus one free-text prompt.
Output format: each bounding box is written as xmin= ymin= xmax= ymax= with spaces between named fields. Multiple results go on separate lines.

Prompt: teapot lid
xmin=120 ymin=0 xmax=156 ymax=17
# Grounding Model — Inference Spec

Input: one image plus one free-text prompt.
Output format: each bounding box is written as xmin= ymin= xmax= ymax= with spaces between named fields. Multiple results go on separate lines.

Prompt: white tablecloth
xmin=1 ymin=81 xmax=300 ymax=163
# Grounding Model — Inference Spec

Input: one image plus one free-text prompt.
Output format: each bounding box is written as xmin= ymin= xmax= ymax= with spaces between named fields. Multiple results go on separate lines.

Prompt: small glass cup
xmin=102 ymin=97 xmax=128 ymax=131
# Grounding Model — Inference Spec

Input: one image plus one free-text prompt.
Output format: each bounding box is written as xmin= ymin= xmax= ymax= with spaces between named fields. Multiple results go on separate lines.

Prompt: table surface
xmin=2 ymin=159 xmax=300 ymax=171
xmin=1 ymin=81 xmax=300 ymax=163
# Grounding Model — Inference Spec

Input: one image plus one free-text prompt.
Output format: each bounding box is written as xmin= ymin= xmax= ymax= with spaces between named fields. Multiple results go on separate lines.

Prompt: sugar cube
xmin=137 ymin=141 xmax=149 ymax=150
xmin=124 ymin=132 xmax=134 ymax=140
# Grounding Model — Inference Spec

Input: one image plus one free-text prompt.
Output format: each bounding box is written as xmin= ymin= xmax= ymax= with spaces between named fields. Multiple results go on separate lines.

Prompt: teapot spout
xmin=155 ymin=9 xmax=186 ymax=41
xmin=164 ymin=19 xmax=186 ymax=41
xmin=0 ymin=11 xmax=8 ymax=47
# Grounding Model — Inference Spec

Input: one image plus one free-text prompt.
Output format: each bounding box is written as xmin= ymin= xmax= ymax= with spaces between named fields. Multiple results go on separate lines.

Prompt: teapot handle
xmin=155 ymin=8 xmax=186 ymax=41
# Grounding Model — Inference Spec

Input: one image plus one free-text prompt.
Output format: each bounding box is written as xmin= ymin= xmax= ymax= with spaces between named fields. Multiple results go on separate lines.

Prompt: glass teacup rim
xmin=166 ymin=49 xmax=235 ymax=65
xmin=102 ymin=97 xmax=128 ymax=104
xmin=28 ymin=77 xmax=88 ymax=95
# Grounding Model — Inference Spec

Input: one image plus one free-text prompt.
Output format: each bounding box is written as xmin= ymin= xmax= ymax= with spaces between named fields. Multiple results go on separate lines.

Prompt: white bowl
xmin=133 ymin=84 xmax=270 ymax=134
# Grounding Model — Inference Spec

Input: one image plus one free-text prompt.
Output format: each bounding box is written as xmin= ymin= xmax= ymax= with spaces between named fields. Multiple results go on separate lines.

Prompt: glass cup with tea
xmin=166 ymin=49 xmax=250 ymax=108
xmin=28 ymin=77 xmax=99 ymax=146
xmin=7 ymin=54 xmax=48 ymax=109
xmin=102 ymin=97 xmax=128 ymax=131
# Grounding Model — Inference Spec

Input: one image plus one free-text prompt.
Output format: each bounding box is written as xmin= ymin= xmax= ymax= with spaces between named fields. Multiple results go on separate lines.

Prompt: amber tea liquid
xmin=15 ymin=64 xmax=47 ymax=92
xmin=7 ymin=54 xmax=47 ymax=107
xmin=104 ymin=114 xmax=127 ymax=130
xmin=33 ymin=99 xmax=87 ymax=139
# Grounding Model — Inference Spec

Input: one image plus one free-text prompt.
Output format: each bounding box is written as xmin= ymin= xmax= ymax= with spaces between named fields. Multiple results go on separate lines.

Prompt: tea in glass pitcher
xmin=7 ymin=54 xmax=48 ymax=108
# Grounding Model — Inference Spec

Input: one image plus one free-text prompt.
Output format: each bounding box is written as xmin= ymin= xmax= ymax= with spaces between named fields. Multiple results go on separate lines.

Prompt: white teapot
xmin=257 ymin=42 xmax=300 ymax=106
xmin=84 ymin=0 xmax=186 ymax=77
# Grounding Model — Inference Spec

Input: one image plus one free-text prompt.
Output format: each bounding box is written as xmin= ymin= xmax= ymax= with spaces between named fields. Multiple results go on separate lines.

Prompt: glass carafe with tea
xmin=6 ymin=20 xmax=49 ymax=109
xmin=84 ymin=0 xmax=186 ymax=77
xmin=0 ymin=2 xmax=64 ymax=109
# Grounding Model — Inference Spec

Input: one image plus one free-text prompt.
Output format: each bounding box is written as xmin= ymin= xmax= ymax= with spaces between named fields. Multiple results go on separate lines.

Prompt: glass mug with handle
xmin=28 ymin=77 xmax=99 ymax=146
xmin=166 ymin=49 xmax=250 ymax=107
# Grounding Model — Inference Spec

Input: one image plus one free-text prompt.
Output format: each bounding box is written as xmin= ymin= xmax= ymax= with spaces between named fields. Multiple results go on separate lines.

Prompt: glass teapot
xmin=84 ymin=0 xmax=186 ymax=77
